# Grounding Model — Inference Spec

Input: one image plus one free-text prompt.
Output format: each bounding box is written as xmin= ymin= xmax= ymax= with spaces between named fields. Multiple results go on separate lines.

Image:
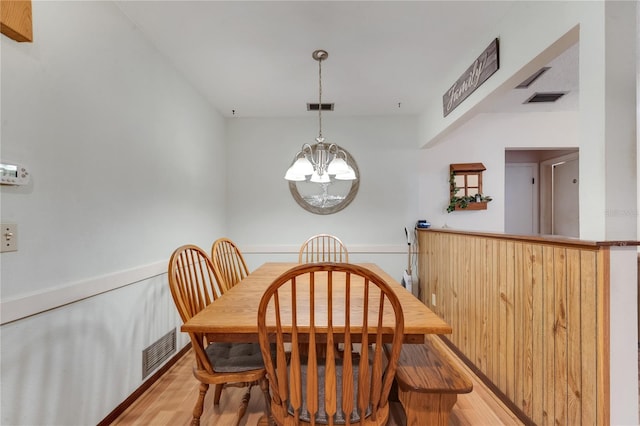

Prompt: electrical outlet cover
xmin=1 ymin=223 xmax=17 ymax=252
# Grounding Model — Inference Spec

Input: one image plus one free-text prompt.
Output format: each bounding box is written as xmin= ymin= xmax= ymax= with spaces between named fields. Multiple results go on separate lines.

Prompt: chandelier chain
xmin=318 ymin=54 xmax=323 ymax=140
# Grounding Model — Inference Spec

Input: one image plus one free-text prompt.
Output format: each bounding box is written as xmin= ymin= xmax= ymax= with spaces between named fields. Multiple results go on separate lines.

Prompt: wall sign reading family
xmin=443 ymin=38 xmax=499 ymax=117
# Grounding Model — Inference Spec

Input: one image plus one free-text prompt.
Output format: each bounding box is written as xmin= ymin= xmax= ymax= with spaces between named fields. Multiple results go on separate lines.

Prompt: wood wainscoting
xmin=418 ymin=228 xmax=616 ymax=425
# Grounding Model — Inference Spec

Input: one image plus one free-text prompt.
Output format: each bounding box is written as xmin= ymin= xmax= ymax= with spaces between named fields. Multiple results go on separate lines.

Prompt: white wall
xmin=0 ymin=1 xmax=636 ymax=425
xmin=418 ymin=2 xmax=582 ymax=149
xmin=225 ymin=116 xmax=420 ymax=281
xmin=418 ymin=111 xmax=578 ymax=231
xmin=417 ymin=1 xmax=638 ymax=423
xmin=1 ymin=275 xmax=177 ymax=425
xmin=419 ymin=1 xmax=637 ymax=243
xmin=0 ymin=2 xmax=226 ymax=424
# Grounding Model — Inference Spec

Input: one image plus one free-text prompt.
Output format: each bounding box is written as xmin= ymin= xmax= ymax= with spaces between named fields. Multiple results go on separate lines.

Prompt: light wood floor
xmin=111 ymin=338 xmax=523 ymax=426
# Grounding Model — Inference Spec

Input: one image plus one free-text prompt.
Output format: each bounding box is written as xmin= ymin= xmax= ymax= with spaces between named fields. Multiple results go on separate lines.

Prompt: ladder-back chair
xmin=298 ymin=234 xmax=349 ymax=263
xmin=168 ymin=245 xmax=269 ymax=425
xmin=211 ymin=237 xmax=250 ymax=293
xmin=257 ymin=263 xmax=404 ymax=425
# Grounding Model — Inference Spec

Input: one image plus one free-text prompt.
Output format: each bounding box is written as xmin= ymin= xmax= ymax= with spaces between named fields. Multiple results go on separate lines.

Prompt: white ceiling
xmin=115 ymin=1 xmax=578 ymax=119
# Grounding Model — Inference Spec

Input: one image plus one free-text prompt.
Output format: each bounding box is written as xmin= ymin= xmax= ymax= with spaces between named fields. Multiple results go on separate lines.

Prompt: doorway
xmin=505 ymin=149 xmax=579 ymax=236
xmin=541 ymin=152 xmax=579 ymax=237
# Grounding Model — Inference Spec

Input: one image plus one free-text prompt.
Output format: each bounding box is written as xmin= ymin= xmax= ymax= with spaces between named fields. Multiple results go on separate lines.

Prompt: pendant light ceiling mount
xmin=312 ymin=49 xmax=328 ymax=62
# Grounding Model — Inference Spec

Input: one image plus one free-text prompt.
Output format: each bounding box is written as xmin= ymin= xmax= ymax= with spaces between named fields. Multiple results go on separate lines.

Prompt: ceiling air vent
xmin=307 ymin=103 xmax=334 ymax=111
xmin=516 ymin=67 xmax=550 ymax=88
xmin=524 ymin=92 xmax=567 ymax=104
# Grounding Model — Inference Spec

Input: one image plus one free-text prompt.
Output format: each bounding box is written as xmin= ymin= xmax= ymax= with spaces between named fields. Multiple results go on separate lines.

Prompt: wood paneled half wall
xmin=417 ymin=228 xmax=628 ymax=425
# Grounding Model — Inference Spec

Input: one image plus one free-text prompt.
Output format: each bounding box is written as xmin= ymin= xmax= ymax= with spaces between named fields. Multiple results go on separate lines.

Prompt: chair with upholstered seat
xmin=211 ymin=237 xmax=250 ymax=293
xmin=168 ymin=245 xmax=270 ymax=426
xmin=298 ymin=234 xmax=349 ymax=263
xmin=257 ymin=263 xmax=404 ymax=425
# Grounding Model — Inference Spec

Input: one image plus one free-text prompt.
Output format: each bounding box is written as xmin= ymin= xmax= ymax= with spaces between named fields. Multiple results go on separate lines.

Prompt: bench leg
xmin=398 ymin=389 xmax=458 ymax=426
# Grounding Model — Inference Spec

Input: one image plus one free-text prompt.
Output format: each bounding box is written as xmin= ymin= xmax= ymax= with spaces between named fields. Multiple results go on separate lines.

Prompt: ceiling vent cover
xmin=524 ymin=92 xmax=566 ymax=104
xmin=516 ymin=67 xmax=551 ymax=89
xmin=307 ymin=103 xmax=334 ymax=111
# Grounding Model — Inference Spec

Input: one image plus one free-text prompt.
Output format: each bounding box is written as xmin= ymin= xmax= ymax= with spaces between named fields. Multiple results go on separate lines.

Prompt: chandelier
xmin=284 ymin=49 xmax=356 ymax=183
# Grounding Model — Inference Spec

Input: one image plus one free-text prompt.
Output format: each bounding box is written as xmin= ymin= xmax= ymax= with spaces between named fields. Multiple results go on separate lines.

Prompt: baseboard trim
xmin=97 ymin=343 xmax=191 ymax=426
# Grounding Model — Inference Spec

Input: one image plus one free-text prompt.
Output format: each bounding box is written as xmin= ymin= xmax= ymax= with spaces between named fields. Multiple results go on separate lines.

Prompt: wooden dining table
xmin=181 ymin=262 xmax=451 ymax=343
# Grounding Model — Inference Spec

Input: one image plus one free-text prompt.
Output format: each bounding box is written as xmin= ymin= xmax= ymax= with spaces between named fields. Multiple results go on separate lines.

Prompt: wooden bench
xmin=388 ymin=335 xmax=473 ymax=425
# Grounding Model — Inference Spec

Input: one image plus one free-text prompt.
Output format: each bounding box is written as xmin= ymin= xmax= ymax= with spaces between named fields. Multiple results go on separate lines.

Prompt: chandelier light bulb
xmin=327 ymin=156 xmax=349 ymax=175
xmin=290 ymin=157 xmax=314 ymax=176
xmin=284 ymin=168 xmax=307 ymax=181
xmin=310 ymin=170 xmax=331 ymax=183
xmin=335 ymin=165 xmax=357 ymax=180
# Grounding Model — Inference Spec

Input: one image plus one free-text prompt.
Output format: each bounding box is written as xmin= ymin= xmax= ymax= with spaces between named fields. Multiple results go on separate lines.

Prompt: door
xmin=505 ymin=163 xmax=538 ymax=234
xmin=552 ymin=158 xmax=579 ymax=237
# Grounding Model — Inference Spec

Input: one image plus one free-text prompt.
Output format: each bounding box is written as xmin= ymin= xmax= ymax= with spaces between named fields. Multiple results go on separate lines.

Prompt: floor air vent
xmin=142 ymin=329 xmax=176 ymax=379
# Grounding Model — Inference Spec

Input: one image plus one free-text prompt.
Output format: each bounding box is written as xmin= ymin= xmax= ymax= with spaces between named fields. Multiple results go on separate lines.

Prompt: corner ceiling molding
xmin=1 ymin=0 xmax=33 ymax=42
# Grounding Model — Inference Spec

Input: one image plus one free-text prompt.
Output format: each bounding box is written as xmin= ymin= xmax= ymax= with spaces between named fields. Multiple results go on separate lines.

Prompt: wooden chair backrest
xmin=168 ymin=244 xmax=222 ymax=323
xmin=168 ymin=245 xmax=223 ymax=374
xmin=298 ymin=234 xmax=349 ymax=263
xmin=211 ymin=237 xmax=250 ymax=292
xmin=257 ymin=263 xmax=404 ymax=425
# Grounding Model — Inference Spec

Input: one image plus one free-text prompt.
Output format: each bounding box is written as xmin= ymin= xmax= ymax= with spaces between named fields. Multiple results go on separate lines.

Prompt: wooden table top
xmin=181 ymin=262 xmax=451 ymax=343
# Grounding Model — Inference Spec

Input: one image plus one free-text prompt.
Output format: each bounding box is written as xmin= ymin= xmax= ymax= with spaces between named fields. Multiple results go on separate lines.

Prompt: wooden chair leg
xmin=259 ymin=377 xmax=274 ymax=426
xmin=192 ymin=382 xmax=209 ymax=426
xmin=214 ymin=383 xmax=224 ymax=405
xmin=235 ymin=385 xmax=253 ymax=426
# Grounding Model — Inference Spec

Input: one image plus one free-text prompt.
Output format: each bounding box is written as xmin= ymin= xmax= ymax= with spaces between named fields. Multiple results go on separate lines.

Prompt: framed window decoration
xmin=447 ymin=163 xmax=492 ymax=212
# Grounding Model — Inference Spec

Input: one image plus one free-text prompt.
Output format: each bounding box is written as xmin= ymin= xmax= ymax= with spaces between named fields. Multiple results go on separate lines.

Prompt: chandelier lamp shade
xmin=284 ymin=49 xmax=356 ymax=182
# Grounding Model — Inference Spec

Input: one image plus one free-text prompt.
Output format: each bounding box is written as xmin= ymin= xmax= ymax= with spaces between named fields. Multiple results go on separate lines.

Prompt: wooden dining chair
xmin=168 ymin=245 xmax=270 ymax=426
xmin=211 ymin=237 xmax=250 ymax=293
xmin=298 ymin=235 xmax=352 ymax=356
xmin=257 ymin=263 xmax=404 ymax=425
xmin=298 ymin=234 xmax=349 ymax=263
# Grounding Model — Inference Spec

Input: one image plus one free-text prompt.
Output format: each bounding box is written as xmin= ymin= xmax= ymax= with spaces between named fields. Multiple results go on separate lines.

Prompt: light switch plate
xmin=1 ymin=223 xmax=17 ymax=252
